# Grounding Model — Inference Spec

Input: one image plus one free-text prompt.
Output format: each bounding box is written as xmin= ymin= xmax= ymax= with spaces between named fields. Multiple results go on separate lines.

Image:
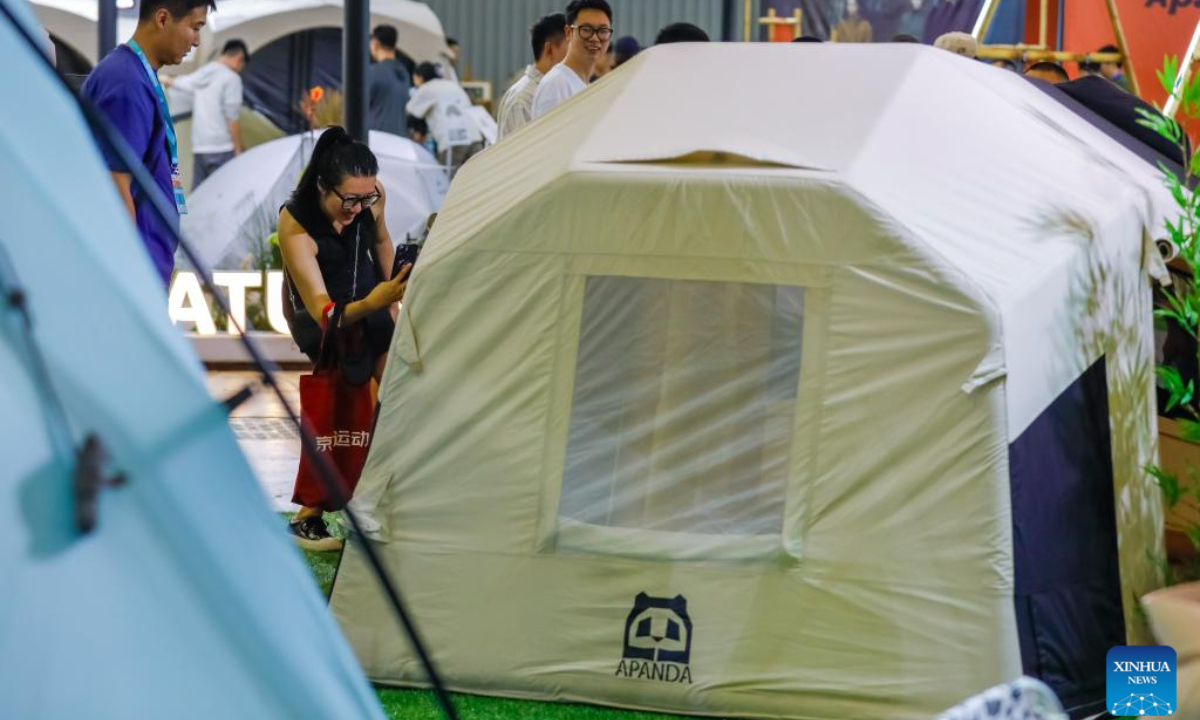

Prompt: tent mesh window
xmin=559 ymin=276 xmax=805 ymax=537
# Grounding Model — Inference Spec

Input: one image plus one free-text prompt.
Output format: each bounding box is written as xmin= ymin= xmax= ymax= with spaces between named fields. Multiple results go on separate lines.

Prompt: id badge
xmin=172 ymin=167 xmax=188 ymax=216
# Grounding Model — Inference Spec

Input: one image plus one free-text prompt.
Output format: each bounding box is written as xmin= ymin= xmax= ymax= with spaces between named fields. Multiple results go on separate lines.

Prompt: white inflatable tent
xmin=27 ymin=0 xmax=135 ymax=68
xmin=195 ymin=0 xmax=451 ymax=70
xmin=0 ymin=3 xmax=384 ymax=719
xmin=331 ymin=44 xmax=1173 ymax=719
xmin=27 ymin=0 xmax=450 ymax=68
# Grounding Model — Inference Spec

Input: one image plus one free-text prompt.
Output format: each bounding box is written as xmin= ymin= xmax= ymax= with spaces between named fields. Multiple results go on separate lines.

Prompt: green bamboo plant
xmin=1140 ymin=57 xmax=1200 ymax=585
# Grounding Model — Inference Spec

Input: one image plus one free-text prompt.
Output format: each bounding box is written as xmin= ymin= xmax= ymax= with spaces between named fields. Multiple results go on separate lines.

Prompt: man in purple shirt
xmin=81 ymin=0 xmax=213 ymax=287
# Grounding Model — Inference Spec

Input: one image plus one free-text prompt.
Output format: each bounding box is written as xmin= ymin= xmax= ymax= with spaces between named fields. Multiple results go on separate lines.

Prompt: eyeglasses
xmin=326 ymin=184 xmax=381 ymax=212
xmin=573 ymin=24 xmax=613 ymax=41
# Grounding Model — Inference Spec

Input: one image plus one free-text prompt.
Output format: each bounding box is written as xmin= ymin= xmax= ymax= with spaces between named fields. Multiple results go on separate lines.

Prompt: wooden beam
xmin=977 ymin=46 xmax=1122 ymax=64
xmin=1039 ymin=0 xmax=1049 ymax=49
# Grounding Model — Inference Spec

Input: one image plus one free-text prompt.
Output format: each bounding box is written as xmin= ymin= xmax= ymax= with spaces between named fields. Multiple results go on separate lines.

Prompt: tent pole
xmin=1103 ymin=0 xmax=1140 ymax=97
xmin=1056 ymin=0 xmax=1064 ymax=50
xmin=972 ymin=0 xmax=1001 ymax=42
xmin=721 ymin=0 xmax=735 ymax=41
xmin=1165 ymin=19 xmax=1200 ymax=118
xmin=98 ymin=0 xmax=116 ymax=60
xmin=344 ymin=0 xmax=369 ymax=142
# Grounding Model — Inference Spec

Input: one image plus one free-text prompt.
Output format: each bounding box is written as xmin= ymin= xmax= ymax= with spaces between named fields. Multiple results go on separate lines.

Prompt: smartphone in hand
xmin=391 ymin=243 xmax=421 ymax=278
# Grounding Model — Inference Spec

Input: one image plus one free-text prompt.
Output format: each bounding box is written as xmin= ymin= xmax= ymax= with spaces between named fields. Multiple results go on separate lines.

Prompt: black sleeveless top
xmin=284 ymin=198 xmax=381 ymax=313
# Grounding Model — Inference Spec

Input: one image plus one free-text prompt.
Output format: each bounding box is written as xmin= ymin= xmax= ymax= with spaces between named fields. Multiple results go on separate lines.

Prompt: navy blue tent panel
xmin=1008 ymin=357 xmax=1125 ymax=719
xmin=243 ymin=28 xmax=417 ymax=135
xmin=242 ymin=28 xmax=342 ymax=135
xmin=1055 ymin=76 xmax=1188 ymax=173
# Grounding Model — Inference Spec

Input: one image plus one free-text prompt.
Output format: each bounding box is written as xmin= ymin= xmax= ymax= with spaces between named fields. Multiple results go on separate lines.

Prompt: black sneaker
xmin=288 ymin=516 xmax=343 ymax=552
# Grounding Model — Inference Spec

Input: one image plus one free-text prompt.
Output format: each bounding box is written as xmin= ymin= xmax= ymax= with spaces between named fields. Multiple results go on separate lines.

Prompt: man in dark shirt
xmin=81 ymin=0 xmax=214 ymax=287
xmin=654 ymin=23 xmax=709 ymax=44
xmin=1097 ymin=44 xmax=1132 ymax=93
xmin=1024 ymin=61 xmax=1070 ymax=85
xmin=368 ymin=24 xmax=411 ymax=137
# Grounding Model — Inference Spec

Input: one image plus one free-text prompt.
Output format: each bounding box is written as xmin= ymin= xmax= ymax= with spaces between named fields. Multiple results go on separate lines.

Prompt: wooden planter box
xmin=1158 ymin=417 xmax=1200 ymax=562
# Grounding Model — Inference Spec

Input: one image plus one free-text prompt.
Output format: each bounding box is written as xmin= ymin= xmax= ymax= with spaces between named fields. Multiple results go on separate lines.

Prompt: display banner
xmin=760 ymin=0 xmax=982 ymax=43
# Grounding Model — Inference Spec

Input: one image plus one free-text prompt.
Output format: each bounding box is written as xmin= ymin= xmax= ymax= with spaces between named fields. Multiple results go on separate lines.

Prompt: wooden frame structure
xmin=759 ymin=7 xmax=803 ymax=42
xmin=743 ymin=2 xmax=803 ymax=43
xmin=972 ymin=0 xmax=1140 ymax=96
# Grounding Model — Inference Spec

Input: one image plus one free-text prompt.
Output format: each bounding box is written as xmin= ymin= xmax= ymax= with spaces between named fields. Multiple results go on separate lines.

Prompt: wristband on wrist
xmin=319 ymin=301 xmax=336 ymax=330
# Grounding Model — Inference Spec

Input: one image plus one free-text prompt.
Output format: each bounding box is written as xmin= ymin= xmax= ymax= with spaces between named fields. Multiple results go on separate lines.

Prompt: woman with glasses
xmin=278 ymin=125 xmax=410 ymax=550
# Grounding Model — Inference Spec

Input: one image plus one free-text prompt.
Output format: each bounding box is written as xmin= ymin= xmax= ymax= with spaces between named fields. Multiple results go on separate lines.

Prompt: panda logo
xmin=623 ymin=593 xmax=692 ymax=664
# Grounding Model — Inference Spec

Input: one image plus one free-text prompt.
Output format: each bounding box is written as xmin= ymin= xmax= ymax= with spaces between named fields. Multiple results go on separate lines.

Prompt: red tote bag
xmin=292 ymin=306 xmax=375 ymax=511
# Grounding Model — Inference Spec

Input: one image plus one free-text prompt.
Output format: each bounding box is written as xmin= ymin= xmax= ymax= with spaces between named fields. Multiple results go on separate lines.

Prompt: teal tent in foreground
xmin=0 ymin=2 xmax=386 ymax=718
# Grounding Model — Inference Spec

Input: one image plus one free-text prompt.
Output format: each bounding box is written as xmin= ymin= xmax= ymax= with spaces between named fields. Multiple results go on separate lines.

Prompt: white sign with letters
xmin=168 ymin=270 xmax=290 ymax=336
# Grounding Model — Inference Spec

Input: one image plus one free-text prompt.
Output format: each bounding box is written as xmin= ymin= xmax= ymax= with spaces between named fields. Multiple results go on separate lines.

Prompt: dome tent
xmin=197 ymin=0 xmax=449 ymax=69
xmin=198 ymin=0 xmax=453 ymax=133
xmin=26 ymin=0 xmax=134 ymax=67
xmin=27 ymin=0 xmax=452 ymax=132
xmin=26 ymin=0 xmax=449 ymax=68
xmin=330 ymin=43 xmax=1174 ymax=719
xmin=0 ymin=3 xmax=385 ymax=719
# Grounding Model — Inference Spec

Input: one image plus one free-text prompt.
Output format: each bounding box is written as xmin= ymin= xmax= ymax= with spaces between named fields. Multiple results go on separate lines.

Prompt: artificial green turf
xmin=291 ymin=514 xmax=696 ymax=720
xmin=286 ymin=511 xmax=344 ymax=596
xmin=305 ymin=541 xmax=342 ymax=595
xmin=375 ymin=689 xmax=694 ymax=720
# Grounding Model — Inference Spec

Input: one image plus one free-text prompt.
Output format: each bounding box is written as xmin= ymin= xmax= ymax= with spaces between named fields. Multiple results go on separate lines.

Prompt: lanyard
xmin=127 ymin=40 xmax=178 ymax=169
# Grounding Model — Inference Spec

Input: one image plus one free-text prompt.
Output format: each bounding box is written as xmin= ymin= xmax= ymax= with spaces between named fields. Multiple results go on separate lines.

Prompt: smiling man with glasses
xmin=532 ymin=0 xmax=613 ymax=120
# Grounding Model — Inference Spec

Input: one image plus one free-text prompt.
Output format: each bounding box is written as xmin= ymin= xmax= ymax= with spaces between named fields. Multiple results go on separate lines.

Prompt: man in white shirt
xmin=497 ymin=13 xmax=567 ymax=140
xmin=531 ymin=0 xmax=613 ymax=120
xmin=407 ymin=62 xmax=484 ymax=175
xmin=166 ymin=39 xmax=248 ymax=188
